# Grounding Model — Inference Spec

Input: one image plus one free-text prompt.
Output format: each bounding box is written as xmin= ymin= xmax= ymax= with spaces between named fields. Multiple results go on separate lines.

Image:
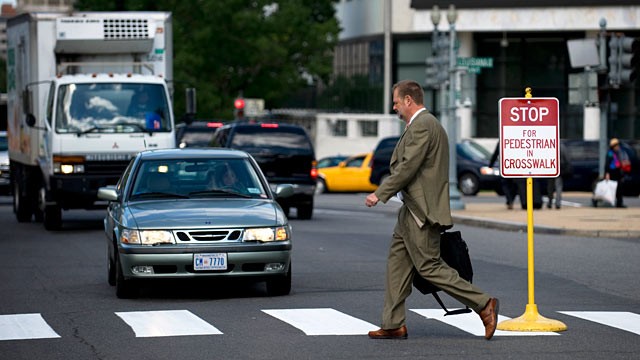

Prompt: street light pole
xmin=447 ymin=4 xmax=464 ymax=210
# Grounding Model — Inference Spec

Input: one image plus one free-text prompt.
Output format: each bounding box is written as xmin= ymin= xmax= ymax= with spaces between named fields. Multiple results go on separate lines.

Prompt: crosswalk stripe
xmin=262 ymin=308 xmax=378 ymax=335
xmin=410 ymin=309 xmax=560 ymax=336
xmin=558 ymin=311 xmax=640 ymax=335
xmin=115 ymin=310 xmax=223 ymax=338
xmin=0 ymin=313 xmax=60 ymax=341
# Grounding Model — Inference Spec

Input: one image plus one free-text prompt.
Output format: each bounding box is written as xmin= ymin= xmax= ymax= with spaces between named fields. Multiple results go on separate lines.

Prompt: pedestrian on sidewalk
xmin=547 ymin=142 xmax=572 ymax=209
xmin=489 ymin=141 xmax=518 ymax=209
xmin=604 ymin=138 xmax=630 ymax=208
xmin=364 ymin=80 xmax=499 ymax=340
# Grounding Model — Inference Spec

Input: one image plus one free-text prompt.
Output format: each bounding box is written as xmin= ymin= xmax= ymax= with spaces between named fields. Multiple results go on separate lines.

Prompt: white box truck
xmin=6 ymin=12 xmax=193 ymax=230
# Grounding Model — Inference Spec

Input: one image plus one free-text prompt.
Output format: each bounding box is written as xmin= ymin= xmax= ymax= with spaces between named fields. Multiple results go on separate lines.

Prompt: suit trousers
xmin=382 ymin=205 xmax=491 ymax=329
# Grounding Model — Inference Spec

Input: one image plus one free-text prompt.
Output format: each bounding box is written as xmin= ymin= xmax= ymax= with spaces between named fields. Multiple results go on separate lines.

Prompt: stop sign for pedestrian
xmin=499 ymin=97 xmax=559 ymax=178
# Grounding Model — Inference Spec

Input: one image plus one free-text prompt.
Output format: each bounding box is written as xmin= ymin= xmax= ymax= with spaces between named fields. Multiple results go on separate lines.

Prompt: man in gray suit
xmin=365 ymin=80 xmax=499 ymax=340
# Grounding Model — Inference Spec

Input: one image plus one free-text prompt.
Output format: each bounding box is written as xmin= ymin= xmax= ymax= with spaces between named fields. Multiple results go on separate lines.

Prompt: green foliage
xmin=74 ymin=0 xmax=340 ymax=120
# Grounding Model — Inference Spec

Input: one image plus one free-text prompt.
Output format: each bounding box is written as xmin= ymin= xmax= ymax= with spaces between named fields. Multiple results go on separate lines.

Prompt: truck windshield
xmin=55 ymin=83 xmax=171 ymax=134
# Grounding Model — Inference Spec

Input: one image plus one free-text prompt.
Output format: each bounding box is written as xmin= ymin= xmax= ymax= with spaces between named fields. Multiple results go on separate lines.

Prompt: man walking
xmin=365 ymin=80 xmax=499 ymax=340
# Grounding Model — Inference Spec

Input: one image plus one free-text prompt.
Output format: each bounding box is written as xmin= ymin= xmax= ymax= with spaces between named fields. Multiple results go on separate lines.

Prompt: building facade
xmin=334 ymin=0 xmax=640 ymax=141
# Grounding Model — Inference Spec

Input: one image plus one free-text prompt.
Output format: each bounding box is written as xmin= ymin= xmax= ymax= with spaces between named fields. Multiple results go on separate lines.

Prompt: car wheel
xmin=115 ymin=253 xmax=137 ymax=299
xmin=459 ymin=173 xmax=480 ymax=196
xmin=316 ymin=178 xmax=328 ymax=194
xmin=266 ymin=263 xmax=291 ymax=296
xmin=297 ymin=201 xmax=313 ymax=220
xmin=108 ymin=242 xmax=116 ymax=286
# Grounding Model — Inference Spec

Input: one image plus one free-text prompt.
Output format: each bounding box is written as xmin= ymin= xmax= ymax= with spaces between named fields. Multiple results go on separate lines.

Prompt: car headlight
xmin=120 ymin=229 xmax=175 ymax=245
xmin=480 ymin=166 xmax=500 ymax=176
xmin=243 ymin=226 xmax=289 ymax=242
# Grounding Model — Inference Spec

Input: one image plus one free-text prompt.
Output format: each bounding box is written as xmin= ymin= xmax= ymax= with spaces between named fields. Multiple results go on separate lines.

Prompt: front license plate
xmin=194 ymin=253 xmax=227 ymax=270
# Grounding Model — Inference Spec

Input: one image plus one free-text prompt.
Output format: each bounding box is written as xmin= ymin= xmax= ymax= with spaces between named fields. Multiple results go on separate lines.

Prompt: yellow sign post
xmin=496 ymin=88 xmax=568 ymax=332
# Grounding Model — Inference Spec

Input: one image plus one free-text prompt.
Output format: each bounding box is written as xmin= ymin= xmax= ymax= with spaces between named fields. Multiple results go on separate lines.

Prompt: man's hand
xmin=365 ymin=193 xmax=380 ymax=207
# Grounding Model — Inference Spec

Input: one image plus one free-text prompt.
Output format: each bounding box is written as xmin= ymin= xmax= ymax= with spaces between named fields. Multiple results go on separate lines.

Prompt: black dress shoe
xmin=368 ymin=325 xmax=408 ymax=339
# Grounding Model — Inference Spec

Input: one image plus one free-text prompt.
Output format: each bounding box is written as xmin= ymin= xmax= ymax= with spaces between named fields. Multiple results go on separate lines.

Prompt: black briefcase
xmin=412 ymin=230 xmax=474 ymax=315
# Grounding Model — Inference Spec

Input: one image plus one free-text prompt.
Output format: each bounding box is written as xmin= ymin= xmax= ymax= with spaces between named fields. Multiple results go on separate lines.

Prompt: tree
xmin=74 ymin=0 xmax=340 ymax=120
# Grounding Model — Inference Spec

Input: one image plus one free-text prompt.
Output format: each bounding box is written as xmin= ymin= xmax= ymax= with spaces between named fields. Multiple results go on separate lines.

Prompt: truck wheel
xmin=43 ymin=205 xmax=62 ymax=231
xmin=13 ymin=181 xmax=32 ymax=222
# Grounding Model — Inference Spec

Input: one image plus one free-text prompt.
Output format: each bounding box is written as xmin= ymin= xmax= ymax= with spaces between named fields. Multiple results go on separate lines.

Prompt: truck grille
xmin=103 ymin=18 xmax=149 ymax=40
xmin=84 ymin=160 xmax=131 ymax=176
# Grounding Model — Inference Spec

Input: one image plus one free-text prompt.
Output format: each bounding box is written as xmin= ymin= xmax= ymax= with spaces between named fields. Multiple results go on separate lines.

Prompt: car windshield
xmin=0 ymin=135 xmax=7 ymax=151
xmin=55 ymin=83 xmax=171 ymax=134
xmin=129 ymin=158 xmax=269 ymax=200
xmin=459 ymin=141 xmax=491 ymax=161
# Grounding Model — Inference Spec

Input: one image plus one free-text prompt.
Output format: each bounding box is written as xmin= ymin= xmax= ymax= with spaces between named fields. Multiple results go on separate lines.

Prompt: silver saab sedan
xmin=98 ymin=148 xmax=294 ymax=298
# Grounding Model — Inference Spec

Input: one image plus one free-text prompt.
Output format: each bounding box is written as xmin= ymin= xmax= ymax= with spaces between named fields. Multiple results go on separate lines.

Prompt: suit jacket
xmin=374 ymin=110 xmax=453 ymax=229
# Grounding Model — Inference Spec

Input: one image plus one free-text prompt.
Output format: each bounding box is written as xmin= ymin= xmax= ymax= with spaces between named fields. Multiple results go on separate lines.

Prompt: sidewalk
xmin=451 ymin=193 xmax=640 ymax=239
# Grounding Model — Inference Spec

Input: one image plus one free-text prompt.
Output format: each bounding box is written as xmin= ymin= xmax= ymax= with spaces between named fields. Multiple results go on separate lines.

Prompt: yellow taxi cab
xmin=317 ymin=152 xmax=378 ymax=193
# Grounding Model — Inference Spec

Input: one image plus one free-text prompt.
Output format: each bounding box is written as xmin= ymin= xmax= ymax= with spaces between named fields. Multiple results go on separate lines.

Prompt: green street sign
xmin=457 ymin=57 xmax=494 ymax=68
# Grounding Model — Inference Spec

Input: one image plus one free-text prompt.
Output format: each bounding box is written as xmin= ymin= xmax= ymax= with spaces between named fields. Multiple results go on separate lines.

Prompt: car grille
xmin=174 ymin=229 xmax=243 ymax=242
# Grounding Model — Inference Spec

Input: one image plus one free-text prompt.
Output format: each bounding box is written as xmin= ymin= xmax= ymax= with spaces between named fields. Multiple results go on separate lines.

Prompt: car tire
xmin=297 ymin=201 xmax=313 ymax=220
xmin=108 ymin=243 xmax=116 ymax=286
xmin=266 ymin=264 xmax=291 ymax=296
xmin=459 ymin=173 xmax=480 ymax=196
xmin=316 ymin=178 xmax=328 ymax=194
xmin=115 ymin=253 xmax=137 ymax=299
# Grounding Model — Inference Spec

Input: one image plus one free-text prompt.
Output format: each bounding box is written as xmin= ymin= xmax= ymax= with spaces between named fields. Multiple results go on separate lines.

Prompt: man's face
xmin=392 ymin=89 xmax=408 ymax=122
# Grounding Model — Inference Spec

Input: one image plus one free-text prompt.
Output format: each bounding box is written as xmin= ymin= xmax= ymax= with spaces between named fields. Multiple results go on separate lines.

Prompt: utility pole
xmin=446 ymin=5 xmax=464 ymax=210
xmin=383 ymin=0 xmax=392 ymax=115
xmin=598 ymin=18 xmax=608 ymax=178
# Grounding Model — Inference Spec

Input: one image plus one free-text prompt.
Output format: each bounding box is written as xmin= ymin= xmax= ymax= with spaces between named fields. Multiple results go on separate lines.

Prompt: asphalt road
xmin=0 ymin=193 xmax=639 ymax=359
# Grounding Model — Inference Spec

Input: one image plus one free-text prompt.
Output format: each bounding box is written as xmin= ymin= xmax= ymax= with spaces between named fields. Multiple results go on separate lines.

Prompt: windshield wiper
xmin=131 ymin=192 xmax=189 ymax=199
xmin=76 ymin=126 xmax=103 ymax=136
xmin=189 ymin=189 xmax=252 ymax=198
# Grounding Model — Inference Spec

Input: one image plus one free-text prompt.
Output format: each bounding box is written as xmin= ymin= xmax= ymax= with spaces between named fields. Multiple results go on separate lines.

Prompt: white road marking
xmin=559 ymin=311 xmax=640 ymax=335
xmin=262 ymin=308 xmax=378 ymax=335
xmin=411 ymin=309 xmax=559 ymax=336
xmin=0 ymin=313 xmax=60 ymax=341
xmin=115 ymin=310 xmax=222 ymax=338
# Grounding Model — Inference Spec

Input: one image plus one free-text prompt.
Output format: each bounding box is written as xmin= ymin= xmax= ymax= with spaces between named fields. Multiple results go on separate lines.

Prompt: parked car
xmin=369 ymin=136 xmax=501 ymax=196
xmin=98 ymin=148 xmax=294 ymax=298
xmin=562 ymin=139 xmax=640 ymax=196
xmin=317 ymin=152 xmax=378 ymax=193
xmin=317 ymin=155 xmax=348 ymax=169
xmin=0 ymin=131 xmax=10 ymax=195
xmin=175 ymin=120 xmax=225 ymax=148
xmin=211 ymin=122 xmax=317 ymax=219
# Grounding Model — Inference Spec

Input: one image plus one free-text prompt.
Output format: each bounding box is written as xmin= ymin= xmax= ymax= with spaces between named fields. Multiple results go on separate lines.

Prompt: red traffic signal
xmin=234 ymin=98 xmax=245 ymax=110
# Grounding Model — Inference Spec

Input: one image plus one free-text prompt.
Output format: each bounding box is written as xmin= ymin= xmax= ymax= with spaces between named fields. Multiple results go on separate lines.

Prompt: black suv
xmin=210 ymin=122 xmax=317 ymax=219
xmin=175 ymin=120 xmax=225 ymax=148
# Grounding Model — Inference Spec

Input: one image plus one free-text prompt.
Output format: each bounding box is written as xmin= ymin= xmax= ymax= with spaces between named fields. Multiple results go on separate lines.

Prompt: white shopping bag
xmin=593 ymin=179 xmax=617 ymax=206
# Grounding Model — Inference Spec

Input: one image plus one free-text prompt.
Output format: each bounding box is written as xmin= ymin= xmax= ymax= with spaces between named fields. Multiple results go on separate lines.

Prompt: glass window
xmin=55 ymin=83 xmax=170 ymax=134
xmin=358 ymin=120 xmax=378 ymax=137
xmin=331 ymin=120 xmax=347 ymax=137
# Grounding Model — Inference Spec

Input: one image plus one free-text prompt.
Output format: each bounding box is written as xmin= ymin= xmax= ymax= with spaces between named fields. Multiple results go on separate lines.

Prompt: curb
xmin=451 ymin=214 xmax=640 ymax=239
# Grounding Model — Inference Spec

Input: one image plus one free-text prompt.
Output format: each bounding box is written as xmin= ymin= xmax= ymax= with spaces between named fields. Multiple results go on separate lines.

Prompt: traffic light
xmin=233 ymin=97 xmax=245 ymax=120
xmin=425 ymin=33 xmax=450 ymax=88
xmin=608 ymin=34 xmax=639 ymax=86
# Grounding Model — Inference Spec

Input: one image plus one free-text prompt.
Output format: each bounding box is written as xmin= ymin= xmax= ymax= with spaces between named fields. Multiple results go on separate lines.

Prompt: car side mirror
xmin=97 ymin=186 xmax=119 ymax=202
xmin=274 ymin=184 xmax=294 ymax=199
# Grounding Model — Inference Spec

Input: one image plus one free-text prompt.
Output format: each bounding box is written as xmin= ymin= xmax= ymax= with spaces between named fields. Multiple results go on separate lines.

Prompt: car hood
xmin=125 ymin=199 xmax=285 ymax=229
